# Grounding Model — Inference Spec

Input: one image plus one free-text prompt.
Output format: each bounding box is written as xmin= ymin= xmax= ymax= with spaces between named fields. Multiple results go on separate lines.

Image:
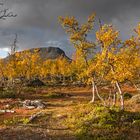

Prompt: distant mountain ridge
xmin=5 ymin=47 xmax=71 ymax=61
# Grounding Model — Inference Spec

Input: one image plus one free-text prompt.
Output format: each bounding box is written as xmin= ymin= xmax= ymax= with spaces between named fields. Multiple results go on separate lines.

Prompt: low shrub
xmin=64 ymin=104 xmax=140 ymax=140
xmin=23 ymin=87 xmax=36 ymax=93
xmin=0 ymin=90 xmax=16 ymax=99
xmin=124 ymin=92 xmax=132 ymax=100
xmin=3 ymin=117 xmax=19 ymax=126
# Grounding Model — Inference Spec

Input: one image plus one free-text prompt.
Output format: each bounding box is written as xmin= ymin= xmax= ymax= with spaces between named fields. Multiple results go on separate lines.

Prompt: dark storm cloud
xmin=0 ymin=0 xmax=140 ymax=57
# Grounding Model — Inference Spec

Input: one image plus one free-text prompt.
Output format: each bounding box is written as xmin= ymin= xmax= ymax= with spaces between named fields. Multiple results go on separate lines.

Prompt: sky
xmin=0 ymin=0 xmax=140 ymax=58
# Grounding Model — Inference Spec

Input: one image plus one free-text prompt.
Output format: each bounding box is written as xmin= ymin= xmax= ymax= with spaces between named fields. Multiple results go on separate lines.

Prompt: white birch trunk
xmin=90 ymin=80 xmax=95 ymax=103
xmin=116 ymin=82 xmax=124 ymax=110
xmin=95 ymin=85 xmax=106 ymax=106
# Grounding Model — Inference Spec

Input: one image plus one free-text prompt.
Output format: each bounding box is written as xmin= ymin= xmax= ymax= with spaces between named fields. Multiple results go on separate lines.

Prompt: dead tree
xmin=0 ymin=2 xmax=17 ymax=20
xmin=10 ymin=33 xmax=18 ymax=55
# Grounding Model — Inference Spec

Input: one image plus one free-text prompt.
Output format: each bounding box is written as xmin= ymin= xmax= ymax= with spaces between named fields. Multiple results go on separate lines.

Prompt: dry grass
xmin=0 ymin=85 xmax=139 ymax=140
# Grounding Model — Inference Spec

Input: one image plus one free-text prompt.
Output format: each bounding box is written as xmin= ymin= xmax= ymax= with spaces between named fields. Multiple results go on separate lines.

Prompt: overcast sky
xmin=0 ymin=0 xmax=140 ymax=57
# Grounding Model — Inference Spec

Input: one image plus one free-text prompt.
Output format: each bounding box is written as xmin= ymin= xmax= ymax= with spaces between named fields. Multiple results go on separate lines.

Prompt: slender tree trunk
xmin=95 ymin=85 xmax=106 ymax=106
xmin=113 ymin=92 xmax=116 ymax=106
xmin=116 ymin=82 xmax=124 ymax=110
xmin=70 ymin=76 xmax=73 ymax=83
xmin=110 ymin=65 xmax=124 ymax=110
xmin=112 ymin=85 xmax=117 ymax=106
xmin=51 ymin=76 xmax=53 ymax=83
xmin=90 ymin=80 xmax=95 ymax=103
xmin=63 ymin=76 xmax=65 ymax=84
xmin=108 ymin=90 xmax=111 ymax=107
xmin=90 ymin=78 xmax=106 ymax=106
xmin=59 ymin=75 xmax=62 ymax=82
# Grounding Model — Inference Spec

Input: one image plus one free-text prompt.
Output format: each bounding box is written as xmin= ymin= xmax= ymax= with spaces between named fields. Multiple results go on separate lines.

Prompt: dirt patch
xmin=0 ymin=85 xmax=139 ymax=140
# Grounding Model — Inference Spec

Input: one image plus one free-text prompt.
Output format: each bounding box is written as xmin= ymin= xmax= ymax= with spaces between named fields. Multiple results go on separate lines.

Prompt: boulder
xmin=22 ymin=100 xmax=45 ymax=109
xmin=129 ymin=94 xmax=140 ymax=104
xmin=27 ymin=79 xmax=45 ymax=87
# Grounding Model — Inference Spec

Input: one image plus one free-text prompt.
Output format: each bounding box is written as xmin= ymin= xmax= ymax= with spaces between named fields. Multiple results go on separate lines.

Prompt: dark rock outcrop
xmin=33 ymin=47 xmax=70 ymax=60
xmin=5 ymin=47 xmax=71 ymax=61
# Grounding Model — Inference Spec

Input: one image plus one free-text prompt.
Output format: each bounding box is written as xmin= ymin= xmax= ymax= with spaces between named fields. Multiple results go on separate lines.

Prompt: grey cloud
xmin=0 ymin=0 xmax=140 ymax=57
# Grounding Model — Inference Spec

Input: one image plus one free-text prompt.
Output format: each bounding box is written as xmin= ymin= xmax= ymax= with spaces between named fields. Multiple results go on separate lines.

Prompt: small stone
xmin=22 ymin=100 xmax=45 ymax=109
xmin=25 ymin=106 xmax=36 ymax=110
xmin=5 ymin=104 xmax=10 ymax=108
xmin=46 ymin=129 xmax=50 ymax=133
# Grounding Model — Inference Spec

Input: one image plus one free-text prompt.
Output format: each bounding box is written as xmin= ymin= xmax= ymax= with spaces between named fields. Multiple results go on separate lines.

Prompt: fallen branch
xmin=28 ymin=111 xmax=43 ymax=123
xmin=0 ymin=110 xmax=15 ymax=113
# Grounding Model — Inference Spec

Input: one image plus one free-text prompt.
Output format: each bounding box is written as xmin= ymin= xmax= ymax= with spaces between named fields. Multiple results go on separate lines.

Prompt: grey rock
xmin=22 ymin=100 xmax=45 ymax=109
xmin=129 ymin=94 xmax=140 ymax=104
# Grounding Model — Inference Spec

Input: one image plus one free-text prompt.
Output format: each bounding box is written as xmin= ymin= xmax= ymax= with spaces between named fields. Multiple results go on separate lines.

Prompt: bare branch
xmin=98 ymin=18 xmax=102 ymax=29
xmin=0 ymin=2 xmax=17 ymax=20
xmin=10 ymin=33 xmax=18 ymax=55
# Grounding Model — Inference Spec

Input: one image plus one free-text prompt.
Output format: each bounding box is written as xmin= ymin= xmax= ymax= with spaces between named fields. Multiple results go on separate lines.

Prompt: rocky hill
xmin=5 ymin=47 xmax=71 ymax=61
